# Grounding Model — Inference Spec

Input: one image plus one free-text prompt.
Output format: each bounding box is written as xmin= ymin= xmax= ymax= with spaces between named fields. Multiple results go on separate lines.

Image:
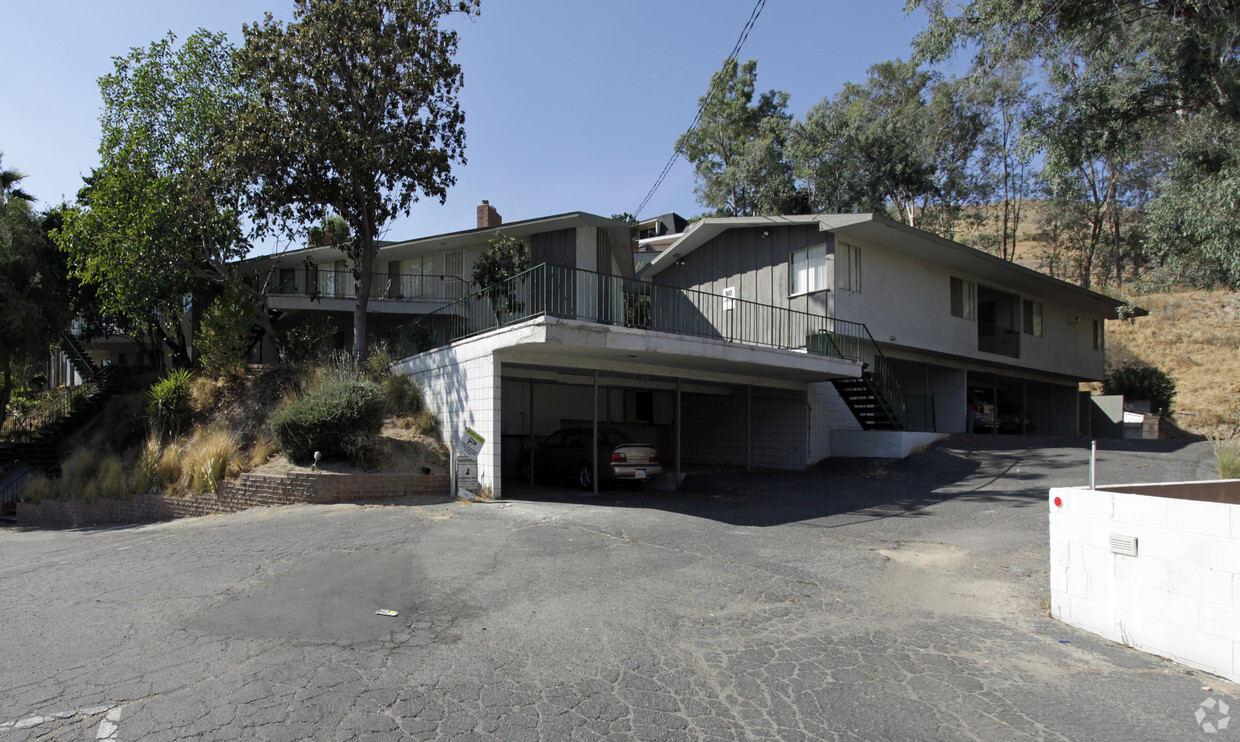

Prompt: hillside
xmin=1104 ymin=291 xmax=1240 ymax=436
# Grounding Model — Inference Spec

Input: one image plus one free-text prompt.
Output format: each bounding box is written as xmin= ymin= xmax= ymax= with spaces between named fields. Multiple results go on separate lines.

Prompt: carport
xmin=501 ymin=366 xmax=813 ymax=493
xmin=392 ymin=315 xmax=863 ymax=499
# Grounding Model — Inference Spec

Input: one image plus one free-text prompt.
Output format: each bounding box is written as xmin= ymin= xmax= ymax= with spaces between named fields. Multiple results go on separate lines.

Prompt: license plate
xmin=634 ymin=469 xmax=646 ymax=479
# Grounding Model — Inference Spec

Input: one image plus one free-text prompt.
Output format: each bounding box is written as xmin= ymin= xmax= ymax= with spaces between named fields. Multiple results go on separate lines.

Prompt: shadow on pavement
xmin=502 ymin=434 xmax=1212 ymax=528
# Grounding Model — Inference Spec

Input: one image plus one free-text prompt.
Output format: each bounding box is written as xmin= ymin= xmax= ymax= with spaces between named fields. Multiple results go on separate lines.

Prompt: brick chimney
xmin=476 ymin=200 xmax=502 ymax=229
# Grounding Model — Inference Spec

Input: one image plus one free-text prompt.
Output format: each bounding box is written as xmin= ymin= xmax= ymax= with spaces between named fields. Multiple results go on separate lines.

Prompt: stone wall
xmin=17 ymin=471 xmax=451 ymax=529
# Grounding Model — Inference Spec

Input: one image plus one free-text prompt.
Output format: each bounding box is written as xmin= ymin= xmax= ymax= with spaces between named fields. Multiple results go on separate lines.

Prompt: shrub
xmin=364 ymin=339 xmax=394 ymax=381
xmin=382 ymin=374 xmax=423 ymax=416
xmin=147 ymin=369 xmax=194 ymax=439
xmin=269 ymin=379 xmax=385 ymax=464
xmin=1103 ymin=364 xmax=1177 ymax=415
xmin=198 ymin=282 xmax=256 ymax=379
xmin=277 ymin=316 xmax=338 ymax=365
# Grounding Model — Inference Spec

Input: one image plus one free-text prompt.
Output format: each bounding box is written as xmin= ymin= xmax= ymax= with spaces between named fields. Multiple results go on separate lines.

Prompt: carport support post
xmin=675 ymin=378 xmax=682 ymax=491
xmin=592 ymin=370 xmax=599 ymax=496
xmin=529 ymin=382 xmax=536 ymax=485
xmin=746 ymin=384 xmax=752 ymax=472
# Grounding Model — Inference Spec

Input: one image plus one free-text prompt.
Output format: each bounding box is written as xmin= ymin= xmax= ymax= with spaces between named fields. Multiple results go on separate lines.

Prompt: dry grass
xmin=95 ymin=455 xmax=130 ymax=500
xmin=190 ymin=376 xmax=223 ymax=412
xmin=155 ymin=441 xmax=183 ymax=491
xmin=182 ymin=426 xmax=242 ymax=495
xmin=1212 ymin=432 xmax=1240 ymax=479
xmin=397 ymin=411 xmax=441 ymax=441
xmin=248 ymin=433 xmax=277 ymax=470
xmin=20 ymin=475 xmax=55 ymax=503
xmin=1105 ymin=290 xmax=1240 ymax=434
xmin=60 ymin=447 xmax=100 ymax=501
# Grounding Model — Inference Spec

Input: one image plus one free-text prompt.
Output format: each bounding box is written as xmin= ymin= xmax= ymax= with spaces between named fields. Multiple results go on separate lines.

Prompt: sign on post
xmin=460 ymin=426 xmax=485 ymax=458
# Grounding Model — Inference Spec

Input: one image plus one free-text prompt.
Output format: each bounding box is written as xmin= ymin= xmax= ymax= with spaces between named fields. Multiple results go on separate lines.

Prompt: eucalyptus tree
xmin=677 ymin=58 xmax=800 ymax=217
xmin=232 ymin=0 xmax=479 ymax=359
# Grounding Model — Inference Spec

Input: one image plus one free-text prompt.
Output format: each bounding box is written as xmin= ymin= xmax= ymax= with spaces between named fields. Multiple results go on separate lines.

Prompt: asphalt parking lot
xmin=0 ymin=435 xmax=1234 ymax=741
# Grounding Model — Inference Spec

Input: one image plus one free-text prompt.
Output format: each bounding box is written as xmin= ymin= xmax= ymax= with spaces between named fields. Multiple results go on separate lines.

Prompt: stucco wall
xmin=1048 ymin=483 xmax=1240 ymax=683
xmin=833 ymin=237 xmax=1108 ymax=381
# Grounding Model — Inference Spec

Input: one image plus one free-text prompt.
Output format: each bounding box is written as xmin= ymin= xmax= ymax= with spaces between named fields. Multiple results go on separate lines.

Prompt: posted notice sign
xmin=460 ymin=427 xmax=485 ymax=458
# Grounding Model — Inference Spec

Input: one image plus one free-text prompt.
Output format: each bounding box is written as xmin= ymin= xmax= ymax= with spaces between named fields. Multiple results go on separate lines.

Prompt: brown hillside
xmin=1105 ymin=291 xmax=1240 ymax=436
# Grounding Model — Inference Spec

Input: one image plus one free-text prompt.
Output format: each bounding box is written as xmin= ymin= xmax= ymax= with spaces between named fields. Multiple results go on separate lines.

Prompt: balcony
xmin=389 ymin=264 xmax=922 ymax=431
xmin=268 ymin=270 xmax=472 ymax=304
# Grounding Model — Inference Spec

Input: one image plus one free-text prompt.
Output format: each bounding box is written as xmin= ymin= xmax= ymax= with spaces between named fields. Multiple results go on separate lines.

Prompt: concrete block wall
xmin=394 ymin=342 xmax=502 ymax=498
xmin=681 ymin=393 xmax=807 ymax=469
xmin=18 ymin=471 xmax=451 ymax=529
xmin=1049 ymin=483 xmax=1240 ymax=683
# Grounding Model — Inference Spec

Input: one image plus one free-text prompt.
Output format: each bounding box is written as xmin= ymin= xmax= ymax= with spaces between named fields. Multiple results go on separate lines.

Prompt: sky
xmin=0 ymin=0 xmax=947 ymax=252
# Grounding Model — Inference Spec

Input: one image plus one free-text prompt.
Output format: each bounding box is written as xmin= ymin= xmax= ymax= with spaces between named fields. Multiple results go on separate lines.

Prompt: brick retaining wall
xmin=17 ymin=471 xmax=451 ymax=529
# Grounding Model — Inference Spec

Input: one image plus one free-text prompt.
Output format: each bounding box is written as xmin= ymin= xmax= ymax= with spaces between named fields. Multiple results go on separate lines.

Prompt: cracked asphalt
xmin=0 ymin=435 xmax=1235 ymax=741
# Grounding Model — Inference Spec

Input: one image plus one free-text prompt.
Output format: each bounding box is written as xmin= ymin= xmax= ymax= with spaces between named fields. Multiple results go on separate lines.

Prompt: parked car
xmin=998 ymin=402 xmax=1034 ymax=434
xmin=523 ymin=427 xmax=662 ymax=490
xmin=968 ymin=389 xmax=998 ymax=433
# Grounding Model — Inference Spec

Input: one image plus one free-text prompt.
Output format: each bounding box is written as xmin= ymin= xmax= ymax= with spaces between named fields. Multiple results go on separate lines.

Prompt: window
xmin=1093 ymin=319 xmax=1104 ymax=351
xmin=1022 ymin=299 xmax=1043 ymax=336
xmin=789 ymin=244 xmax=827 ymax=295
xmin=950 ymin=276 xmax=976 ymax=320
xmin=837 ymin=242 xmax=861 ymax=293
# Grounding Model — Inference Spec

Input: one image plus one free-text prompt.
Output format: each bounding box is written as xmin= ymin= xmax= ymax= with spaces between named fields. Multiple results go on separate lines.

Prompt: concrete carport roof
xmin=393 ymin=315 xmax=864 ymax=499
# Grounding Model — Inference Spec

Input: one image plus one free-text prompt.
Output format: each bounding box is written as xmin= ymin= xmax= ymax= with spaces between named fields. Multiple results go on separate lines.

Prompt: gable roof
xmin=643 ymin=213 xmax=1135 ymax=315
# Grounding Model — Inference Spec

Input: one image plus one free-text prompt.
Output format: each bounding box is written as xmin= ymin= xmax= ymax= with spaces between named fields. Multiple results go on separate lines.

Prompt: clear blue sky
xmin=1 ymin=1 xmax=943 ymax=250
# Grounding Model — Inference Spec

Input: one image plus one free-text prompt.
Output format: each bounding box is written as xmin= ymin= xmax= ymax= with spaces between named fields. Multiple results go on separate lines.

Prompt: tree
xmin=53 ymin=30 xmax=262 ymax=369
xmin=0 ymin=153 xmax=35 ymax=204
xmin=233 ymin=0 xmax=479 ymax=360
xmin=908 ymin=0 xmax=1240 ymax=286
xmin=677 ymin=59 xmax=800 ymax=216
xmin=472 ymin=231 xmax=530 ymax=324
xmin=1 ymin=182 xmax=70 ymax=431
xmin=789 ymin=60 xmax=944 ymax=226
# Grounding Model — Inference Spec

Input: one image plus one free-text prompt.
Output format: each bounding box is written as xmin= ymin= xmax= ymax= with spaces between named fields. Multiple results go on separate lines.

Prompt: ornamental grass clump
xmin=269 ymin=378 xmax=385 ymax=465
xmin=147 ymin=369 xmax=194 ymax=439
xmin=183 ymin=426 xmax=242 ymax=495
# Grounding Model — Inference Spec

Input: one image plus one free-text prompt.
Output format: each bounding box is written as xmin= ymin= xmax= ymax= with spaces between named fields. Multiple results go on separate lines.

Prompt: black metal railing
xmin=1 ymin=366 xmax=120 ymax=444
xmin=389 ymin=263 xmax=905 ymax=424
xmin=978 ymin=324 xmax=1020 ymax=357
xmin=0 ymin=465 xmax=33 ymax=510
xmin=269 ymin=270 xmax=471 ymax=303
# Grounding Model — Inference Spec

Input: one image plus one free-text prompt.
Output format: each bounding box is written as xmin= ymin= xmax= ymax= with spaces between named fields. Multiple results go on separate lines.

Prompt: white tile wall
xmin=1049 ymin=485 xmax=1240 ymax=683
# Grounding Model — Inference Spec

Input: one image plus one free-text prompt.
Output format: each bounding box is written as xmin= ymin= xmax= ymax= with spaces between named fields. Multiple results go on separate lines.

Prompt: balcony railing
xmin=389 ymin=263 xmax=913 ymax=430
xmin=978 ymin=324 xmax=1020 ymax=357
xmin=269 ymin=270 xmax=471 ymax=303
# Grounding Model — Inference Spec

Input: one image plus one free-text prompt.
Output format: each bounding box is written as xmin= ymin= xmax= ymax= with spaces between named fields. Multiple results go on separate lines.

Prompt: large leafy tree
xmin=907 ymin=0 xmax=1240 ymax=287
xmin=677 ymin=59 xmax=800 ymax=217
xmin=54 ymin=30 xmax=259 ymax=368
xmin=233 ymin=0 xmax=479 ymax=359
xmin=789 ymin=60 xmax=954 ymax=228
xmin=1 ymin=176 xmax=70 ymax=431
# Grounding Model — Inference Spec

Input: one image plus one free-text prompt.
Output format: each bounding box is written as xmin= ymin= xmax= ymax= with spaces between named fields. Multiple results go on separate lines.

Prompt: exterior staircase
xmin=60 ymin=331 xmax=102 ymax=380
xmin=807 ymin=328 xmax=909 ymax=431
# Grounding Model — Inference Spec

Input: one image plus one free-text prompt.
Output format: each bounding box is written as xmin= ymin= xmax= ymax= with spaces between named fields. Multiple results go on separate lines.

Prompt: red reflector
xmin=649 ymin=452 xmax=660 ymax=463
xmin=610 ymin=452 xmax=627 ymax=463
xmin=1053 ymin=496 xmax=1063 ymax=508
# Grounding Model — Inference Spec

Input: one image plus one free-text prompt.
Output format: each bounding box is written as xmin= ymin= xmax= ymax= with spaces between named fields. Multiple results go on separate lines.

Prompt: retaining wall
xmin=17 ymin=471 xmax=451 ymax=529
xmin=1048 ymin=481 xmax=1240 ymax=683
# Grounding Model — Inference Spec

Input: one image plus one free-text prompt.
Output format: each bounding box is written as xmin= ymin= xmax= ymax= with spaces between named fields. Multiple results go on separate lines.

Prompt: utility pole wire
xmin=633 ymin=0 xmax=767 ymax=218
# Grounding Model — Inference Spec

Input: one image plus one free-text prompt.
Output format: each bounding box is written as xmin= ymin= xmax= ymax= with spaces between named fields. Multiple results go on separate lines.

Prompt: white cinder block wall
xmin=1048 ymin=484 xmax=1240 ymax=683
xmin=394 ymin=345 xmax=502 ymax=499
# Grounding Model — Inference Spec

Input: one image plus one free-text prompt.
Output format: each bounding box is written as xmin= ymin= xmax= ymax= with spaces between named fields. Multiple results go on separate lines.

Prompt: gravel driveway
xmin=0 ymin=435 xmax=1232 ymax=741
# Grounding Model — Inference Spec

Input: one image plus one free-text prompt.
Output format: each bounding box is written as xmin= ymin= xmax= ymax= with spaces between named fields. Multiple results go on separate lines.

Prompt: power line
xmin=633 ymin=0 xmax=767 ymax=218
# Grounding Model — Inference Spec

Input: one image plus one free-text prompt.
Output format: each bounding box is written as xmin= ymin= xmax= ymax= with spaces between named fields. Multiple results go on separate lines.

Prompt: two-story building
xmin=381 ymin=210 xmax=1128 ymax=498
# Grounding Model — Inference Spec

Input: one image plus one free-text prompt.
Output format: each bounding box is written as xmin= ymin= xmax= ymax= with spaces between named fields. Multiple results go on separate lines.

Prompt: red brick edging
xmin=17 ymin=471 xmax=451 ymax=529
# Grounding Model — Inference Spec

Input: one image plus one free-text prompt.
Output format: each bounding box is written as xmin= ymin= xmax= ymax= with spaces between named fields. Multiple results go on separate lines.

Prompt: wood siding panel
xmin=530 ymin=228 xmax=577 ymax=268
